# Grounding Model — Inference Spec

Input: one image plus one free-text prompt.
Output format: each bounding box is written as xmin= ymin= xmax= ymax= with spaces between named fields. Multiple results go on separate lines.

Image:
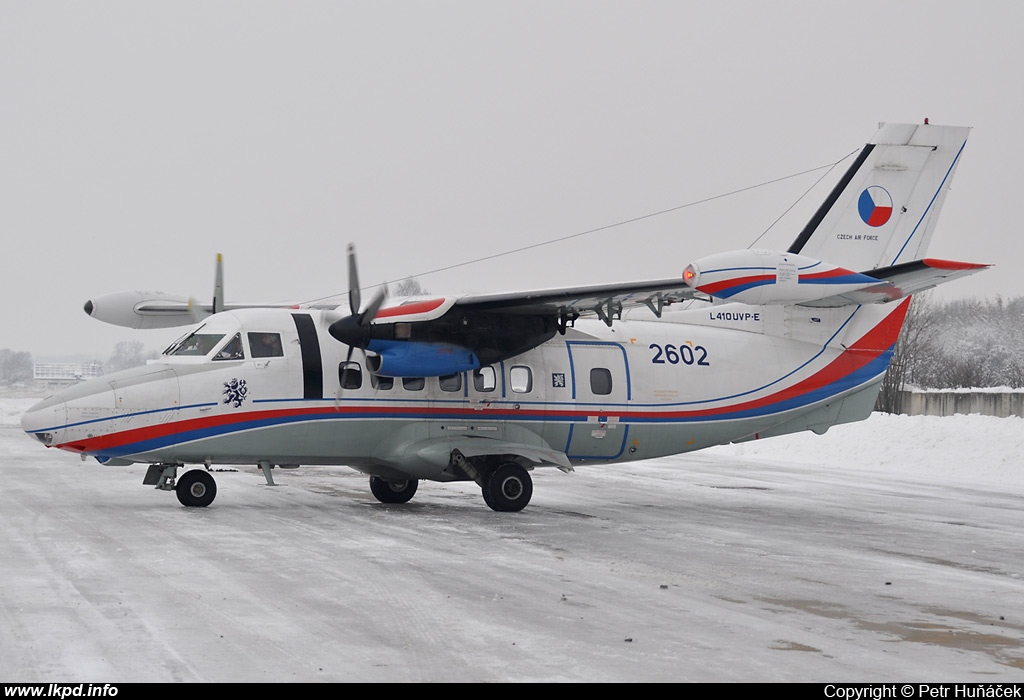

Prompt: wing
xmin=453 ymin=277 xmax=699 ymax=325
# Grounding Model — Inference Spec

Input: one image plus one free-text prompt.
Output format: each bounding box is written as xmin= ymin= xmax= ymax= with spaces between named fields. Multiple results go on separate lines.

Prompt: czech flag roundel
xmin=858 ymin=186 xmax=893 ymax=227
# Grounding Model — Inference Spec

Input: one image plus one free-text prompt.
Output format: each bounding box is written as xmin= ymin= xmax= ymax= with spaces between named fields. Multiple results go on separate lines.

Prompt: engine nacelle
xmin=365 ymin=340 xmax=481 ymax=378
xmin=84 ymin=290 xmax=196 ymax=329
xmin=682 ymin=249 xmax=878 ymax=305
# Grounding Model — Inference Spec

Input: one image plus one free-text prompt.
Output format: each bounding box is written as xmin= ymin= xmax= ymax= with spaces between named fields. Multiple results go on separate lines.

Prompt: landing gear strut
xmin=369 ymin=476 xmax=419 ymax=504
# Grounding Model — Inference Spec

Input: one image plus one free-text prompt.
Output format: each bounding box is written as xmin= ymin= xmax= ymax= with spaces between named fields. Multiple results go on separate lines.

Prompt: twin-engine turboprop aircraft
xmin=22 ymin=122 xmax=988 ymax=512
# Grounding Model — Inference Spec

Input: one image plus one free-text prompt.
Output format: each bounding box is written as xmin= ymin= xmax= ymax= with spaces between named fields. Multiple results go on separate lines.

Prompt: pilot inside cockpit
xmin=249 ymin=332 xmax=284 ymax=358
xmin=214 ymin=333 xmax=244 ymax=361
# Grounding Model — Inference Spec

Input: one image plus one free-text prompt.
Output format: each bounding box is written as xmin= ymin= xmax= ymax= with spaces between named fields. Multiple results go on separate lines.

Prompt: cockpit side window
xmin=249 ymin=332 xmax=284 ymax=358
xmin=213 ymin=333 xmax=245 ymax=361
xmin=165 ymin=332 xmax=225 ymax=357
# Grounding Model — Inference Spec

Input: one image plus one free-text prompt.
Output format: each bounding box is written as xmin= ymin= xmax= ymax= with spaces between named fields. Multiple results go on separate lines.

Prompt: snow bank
xmin=707 ymin=412 xmax=1024 ymax=486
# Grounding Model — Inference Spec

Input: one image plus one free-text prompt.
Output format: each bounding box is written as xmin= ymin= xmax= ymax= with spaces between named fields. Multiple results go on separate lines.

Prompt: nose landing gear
xmin=176 ymin=469 xmax=218 ymax=507
xmin=143 ymin=463 xmax=218 ymax=507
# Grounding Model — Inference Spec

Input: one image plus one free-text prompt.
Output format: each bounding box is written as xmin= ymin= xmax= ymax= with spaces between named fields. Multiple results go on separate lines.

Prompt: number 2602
xmin=649 ymin=343 xmax=710 ymax=366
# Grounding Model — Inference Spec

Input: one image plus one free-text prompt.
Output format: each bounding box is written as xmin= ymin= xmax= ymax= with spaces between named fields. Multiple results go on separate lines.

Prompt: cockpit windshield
xmin=213 ymin=334 xmax=244 ymax=361
xmin=164 ymin=330 xmax=226 ymax=357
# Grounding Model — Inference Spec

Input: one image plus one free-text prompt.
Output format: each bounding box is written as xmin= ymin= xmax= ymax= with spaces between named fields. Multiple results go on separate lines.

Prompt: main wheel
xmin=483 ymin=463 xmax=533 ymax=512
xmin=176 ymin=469 xmax=217 ymax=507
xmin=369 ymin=476 xmax=418 ymax=504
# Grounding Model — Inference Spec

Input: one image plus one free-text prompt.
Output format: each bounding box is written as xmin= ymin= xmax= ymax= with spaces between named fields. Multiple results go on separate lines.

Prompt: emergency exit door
xmin=565 ymin=342 xmax=630 ymax=459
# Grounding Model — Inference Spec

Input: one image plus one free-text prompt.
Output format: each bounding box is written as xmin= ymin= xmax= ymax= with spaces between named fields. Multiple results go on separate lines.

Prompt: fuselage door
xmin=565 ymin=341 xmax=630 ymax=459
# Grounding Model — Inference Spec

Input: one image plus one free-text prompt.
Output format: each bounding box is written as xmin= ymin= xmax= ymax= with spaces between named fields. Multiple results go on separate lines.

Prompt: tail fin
xmin=788 ymin=122 xmax=970 ymax=271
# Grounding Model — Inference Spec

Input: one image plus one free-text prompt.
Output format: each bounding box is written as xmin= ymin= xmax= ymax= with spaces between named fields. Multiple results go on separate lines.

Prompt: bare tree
xmin=107 ymin=341 xmax=158 ymax=373
xmin=0 ymin=348 xmax=33 ymax=385
xmin=394 ymin=278 xmax=429 ymax=297
xmin=876 ymin=295 xmax=936 ymax=414
xmin=908 ymin=295 xmax=1024 ymax=389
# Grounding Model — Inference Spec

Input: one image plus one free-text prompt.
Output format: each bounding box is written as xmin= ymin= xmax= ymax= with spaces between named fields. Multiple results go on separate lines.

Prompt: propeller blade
xmin=359 ymin=285 xmax=388 ymax=326
xmin=212 ymin=253 xmax=224 ymax=315
xmin=329 ymin=243 xmax=388 ymax=351
xmin=347 ymin=243 xmax=360 ymax=315
xmin=339 ymin=342 xmax=355 ymax=389
xmin=186 ymin=296 xmax=207 ymax=325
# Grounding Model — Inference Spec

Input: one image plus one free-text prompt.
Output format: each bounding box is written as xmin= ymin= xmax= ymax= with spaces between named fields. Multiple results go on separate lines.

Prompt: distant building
xmin=33 ymin=362 xmax=103 ymax=388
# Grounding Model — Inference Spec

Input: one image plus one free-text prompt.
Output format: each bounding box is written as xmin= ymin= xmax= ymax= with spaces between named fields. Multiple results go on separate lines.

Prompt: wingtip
xmin=921 ymin=258 xmax=992 ymax=270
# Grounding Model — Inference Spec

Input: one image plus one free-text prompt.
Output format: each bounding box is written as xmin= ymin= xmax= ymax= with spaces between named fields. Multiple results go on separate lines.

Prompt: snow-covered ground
xmin=2 ymin=399 xmax=1022 ymax=681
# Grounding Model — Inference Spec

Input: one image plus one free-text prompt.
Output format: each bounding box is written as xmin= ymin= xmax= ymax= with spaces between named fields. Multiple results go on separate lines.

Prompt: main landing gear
xmin=482 ymin=463 xmax=533 ymax=512
xmin=448 ymin=451 xmax=534 ymax=512
xmin=367 ymin=461 xmax=534 ymax=512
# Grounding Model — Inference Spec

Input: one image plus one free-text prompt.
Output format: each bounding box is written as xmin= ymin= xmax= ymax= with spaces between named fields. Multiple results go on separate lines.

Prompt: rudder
xmin=789 ymin=122 xmax=970 ymax=271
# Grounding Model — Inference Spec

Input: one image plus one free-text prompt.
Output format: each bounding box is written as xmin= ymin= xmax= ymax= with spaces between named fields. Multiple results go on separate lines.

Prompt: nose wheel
xmin=176 ymin=469 xmax=218 ymax=507
xmin=369 ymin=476 xmax=419 ymax=504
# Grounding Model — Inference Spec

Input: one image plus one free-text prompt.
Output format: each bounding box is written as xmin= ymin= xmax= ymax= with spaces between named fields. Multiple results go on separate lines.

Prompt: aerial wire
xmin=746 ymin=148 xmax=857 ymax=249
xmin=304 ymin=149 xmax=860 ymax=306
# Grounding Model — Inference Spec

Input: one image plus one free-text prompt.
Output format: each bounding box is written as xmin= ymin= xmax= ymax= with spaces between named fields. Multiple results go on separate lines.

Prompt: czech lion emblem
xmin=223 ymin=378 xmax=248 ymax=408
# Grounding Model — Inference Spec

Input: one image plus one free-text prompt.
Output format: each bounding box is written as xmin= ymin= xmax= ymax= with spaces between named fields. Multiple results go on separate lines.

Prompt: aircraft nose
xmin=21 ymin=395 xmax=67 ymax=446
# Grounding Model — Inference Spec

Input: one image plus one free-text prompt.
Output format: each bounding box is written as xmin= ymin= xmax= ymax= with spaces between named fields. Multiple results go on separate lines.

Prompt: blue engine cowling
xmin=365 ymin=340 xmax=481 ymax=377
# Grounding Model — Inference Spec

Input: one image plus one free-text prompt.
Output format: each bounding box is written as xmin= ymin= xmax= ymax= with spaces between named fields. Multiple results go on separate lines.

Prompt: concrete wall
xmin=898 ymin=390 xmax=1024 ymax=418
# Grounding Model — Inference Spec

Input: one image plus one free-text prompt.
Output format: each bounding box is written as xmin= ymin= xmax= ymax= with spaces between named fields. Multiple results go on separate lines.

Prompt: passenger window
xmin=510 ymin=366 xmax=532 ymax=393
xmin=213 ymin=334 xmax=244 ymax=361
xmin=473 ymin=366 xmax=496 ymax=392
xmin=339 ymin=362 xmax=362 ymax=390
xmin=249 ymin=332 xmax=284 ymax=358
xmin=439 ymin=373 xmax=462 ymax=392
xmin=371 ymin=374 xmax=394 ymax=390
xmin=590 ymin=367 xmax=612 ymax=395
xmin=402 ymin=377 xmax=425 ymax=391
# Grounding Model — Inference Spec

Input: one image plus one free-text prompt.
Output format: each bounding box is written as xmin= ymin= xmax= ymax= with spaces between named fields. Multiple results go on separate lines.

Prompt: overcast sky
xmin=2 ymin=1 xmax=1022 ymax=359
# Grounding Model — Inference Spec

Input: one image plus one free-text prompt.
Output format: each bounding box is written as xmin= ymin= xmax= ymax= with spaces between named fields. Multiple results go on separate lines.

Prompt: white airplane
xmin=22 ymin=122 xmax=988 ymax=512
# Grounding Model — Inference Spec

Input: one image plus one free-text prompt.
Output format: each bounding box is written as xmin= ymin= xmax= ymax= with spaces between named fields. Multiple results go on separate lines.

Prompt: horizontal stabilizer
xmin=800 ymin=258 xmax=990 ymax=307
